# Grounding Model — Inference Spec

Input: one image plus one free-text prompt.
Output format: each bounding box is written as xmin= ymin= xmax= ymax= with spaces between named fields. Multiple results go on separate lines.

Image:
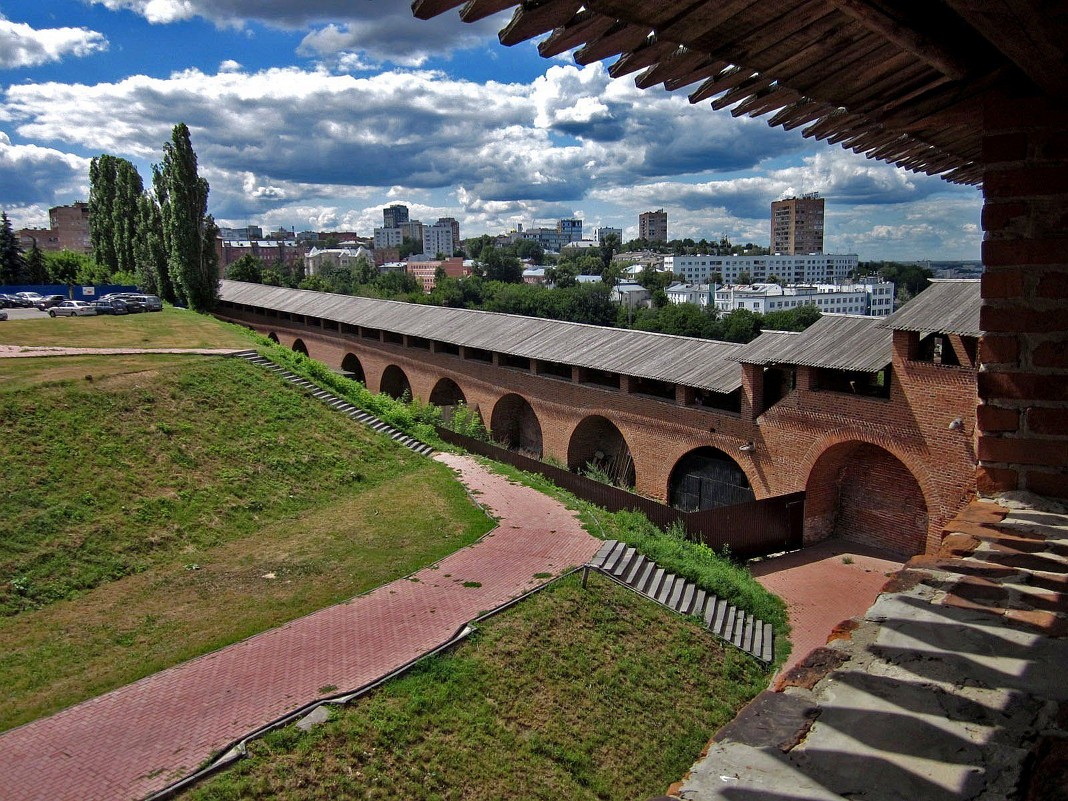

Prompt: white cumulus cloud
xmin=0 ymin=15 xmax=108 ymax=69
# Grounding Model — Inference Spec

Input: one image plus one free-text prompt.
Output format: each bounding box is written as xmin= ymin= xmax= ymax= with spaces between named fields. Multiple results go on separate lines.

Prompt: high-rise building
xmin=639 ymin=209 xmax=668 ymax=242
xmin=771 ymin=193 xmax=825 ymax=254
xmin=424 ymin=219 xmax=457 ymax=258
xmin=557 ymin=218 xmax=582 ymax=242
xmin=383 ymin=204 xmax=409 ymax=229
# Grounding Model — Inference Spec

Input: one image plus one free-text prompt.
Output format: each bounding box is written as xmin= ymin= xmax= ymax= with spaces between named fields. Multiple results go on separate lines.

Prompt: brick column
xmin=741 ymin=363 xmax=763 ymax=420
xmin=978 ymin=96 xmax=1068 ymax=498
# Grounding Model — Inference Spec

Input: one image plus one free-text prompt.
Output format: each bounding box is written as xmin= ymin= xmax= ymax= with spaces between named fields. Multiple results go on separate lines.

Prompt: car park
xmin=49 ymin=300 xmax=97 ymax=317
xmin=35 ymin=294 xmax=66 ymax=310
xmin=15 ymin=292 xmax=44 ymax=306
xmin=0 ymin=293 xmax=21 ymax=308
xmin=91 ymin=298 xmax=130 ymax=315
xmin=117 ymin=296 xmax=146 ymax=313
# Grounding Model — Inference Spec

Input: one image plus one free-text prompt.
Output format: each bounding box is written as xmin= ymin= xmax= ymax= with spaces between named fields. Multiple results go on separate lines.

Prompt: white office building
xmin=713 ymin=280 xmax=895 ymax=317
xmin=422 ymin=220 xmax=456 ymax=258
xmin=664 ymin=253 xmax=859 ymax=285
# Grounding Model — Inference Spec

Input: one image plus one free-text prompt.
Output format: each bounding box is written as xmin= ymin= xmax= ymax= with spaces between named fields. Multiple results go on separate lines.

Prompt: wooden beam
xmin=499 ymin=1 xmax=583 ymax=46
xmin=460 ymin=0 xmax=521 ymax=24
xmin=664 ymin=59 xmax=730 ymax=92
xmin=824 ymin=0 xmax=974 ymax=80
xmin=710 ymin=76 xmax=774 ymax=111
xmin=607 ymin=38 xmax=677 ymax=78
xmin=634 ymin=48 xmax=708 ymax=89
xmin=575 ymin=22 xmax=651 ymax=65
xmin=411 ymin=0 xmax=468 ymax=20
xmin=538 ymin=9 xmax=614 ymax=58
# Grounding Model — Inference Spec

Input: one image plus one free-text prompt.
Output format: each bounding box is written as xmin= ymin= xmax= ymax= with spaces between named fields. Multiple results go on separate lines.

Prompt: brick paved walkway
xmin=751 ymin=541 xmax=904 ymax=675
xmin=0 ymin=452 xmax=600 ymax=801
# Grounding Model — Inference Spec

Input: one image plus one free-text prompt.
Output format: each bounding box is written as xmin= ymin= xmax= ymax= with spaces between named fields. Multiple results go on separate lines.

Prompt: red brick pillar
xmin=978 ymin=96 xmax=1068 ymax=498
xmin=741 ymin=363 xmax=763 ymax=420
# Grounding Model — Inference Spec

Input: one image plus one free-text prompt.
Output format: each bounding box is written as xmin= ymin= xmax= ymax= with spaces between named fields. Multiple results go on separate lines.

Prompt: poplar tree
xmin=134 ymin=193 xmax=170 ymax=299
xmin=88 ymin=155 xmax=143 ymax=275
xmin=155 ymin=123 xmax=217 ymax=311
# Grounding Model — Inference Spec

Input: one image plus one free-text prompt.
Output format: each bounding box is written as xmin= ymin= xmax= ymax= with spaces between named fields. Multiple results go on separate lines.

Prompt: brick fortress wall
xmin=218 ymin=305 xmax=978 ymax=557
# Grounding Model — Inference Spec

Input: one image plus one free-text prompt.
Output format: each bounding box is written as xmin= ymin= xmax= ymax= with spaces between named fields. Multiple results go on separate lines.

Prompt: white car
xmin=49 ymin=300 xmax=97 ymax=317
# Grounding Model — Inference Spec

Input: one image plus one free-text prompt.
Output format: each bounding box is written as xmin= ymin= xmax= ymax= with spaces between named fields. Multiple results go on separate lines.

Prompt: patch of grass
xmin=0 ymin=307 xmax=251 ymax=349
xmin=462 ymin=581 xmax=482 ymax=588
xmin=185 ymin=573 xmax=768 ymax=801
xmin=467 ymin=459 xmax=791 ymax=666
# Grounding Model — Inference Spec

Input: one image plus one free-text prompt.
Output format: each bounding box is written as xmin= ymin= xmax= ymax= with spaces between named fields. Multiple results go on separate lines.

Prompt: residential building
xmin=511 ymin=218 xmax=584 ymax=253
xmin=664 ymin=253 xmax=857 ymax=284
xmin=383 ymin=204 xmax=409 ymax=229
xmin=407 ymin=256 xmax=469 ymax=292
xmin=373 ymin=220 xmax=423 ymax=251
xmin=304 ymin=246 xmax=375 ymax=277
xmin=17 ymin=202 xmax=92 ymax=254
xmin=216 ymin=239 xmax=307 ymax=273
xmin=666 ymin=283 xmax=714 ymax=307
xmin=611 ymin=281 xmax=651 ymax=308
xmin=713 ymin=280 xmax=895 ymax=317
xmin=639 ymin=209 xmax=668 ymax=242
xmin=423 ymin=219 xmax=458 ymax=258
xmin=771 ymin=194 xmax=824 ymax=254
xmin=595 ymin=226 xmax=623 ymax=244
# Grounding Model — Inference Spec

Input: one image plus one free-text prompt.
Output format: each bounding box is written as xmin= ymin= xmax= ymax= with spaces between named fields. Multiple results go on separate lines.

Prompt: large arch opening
xmin=490 ymin=393 xmax=543 ymax=457
xmin=429 ymin=377 xmax=468 ymax=425
xmin=805 ymin=441 xmax=928 ymax=557
xmin=267 ymin=332 xmax=280 ymax=343
xmin=292 ymin=338 xmax=309 ymax=356
xmin=567 ymin=415 xmax=635 ymax=489
xmin=341 ymin=353 xmax=366 ymax=385
xmin=379 ymin=364 xmax=412 ymax=400
xmin=668 ymin=447 xmax=755 ymax=511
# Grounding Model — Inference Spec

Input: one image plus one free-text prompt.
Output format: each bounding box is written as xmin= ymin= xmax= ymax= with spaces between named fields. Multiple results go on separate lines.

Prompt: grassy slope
xmin=186 ymin=573 xmax=768 ymax=801
xmin=0 ymin=315 xmax=492 ymax=730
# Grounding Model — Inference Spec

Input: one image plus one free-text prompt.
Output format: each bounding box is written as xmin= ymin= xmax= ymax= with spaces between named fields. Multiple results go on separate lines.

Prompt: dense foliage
xmin=857 ymin=261 xmax=933 ymax=304
xmin=88 ymin=155 xmax=143 ymax=276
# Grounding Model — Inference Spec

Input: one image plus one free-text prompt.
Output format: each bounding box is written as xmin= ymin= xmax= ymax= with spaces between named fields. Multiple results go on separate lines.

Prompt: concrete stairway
xmin=231 ymin=350 xmax=435 ymax=457
xmin=589 ymin=539 xmax=774 ymax=664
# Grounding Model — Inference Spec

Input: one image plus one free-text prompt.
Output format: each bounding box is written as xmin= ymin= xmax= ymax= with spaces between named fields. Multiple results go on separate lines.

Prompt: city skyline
xmin=1 ymin=2 xmax=982 ymax=259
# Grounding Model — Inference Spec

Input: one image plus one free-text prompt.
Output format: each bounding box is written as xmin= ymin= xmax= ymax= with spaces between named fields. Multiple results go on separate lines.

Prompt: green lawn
xmin=0 ymin=349 xmax=492 ymax=731
xmin=185 ymin=572 xmax=769 ymax=801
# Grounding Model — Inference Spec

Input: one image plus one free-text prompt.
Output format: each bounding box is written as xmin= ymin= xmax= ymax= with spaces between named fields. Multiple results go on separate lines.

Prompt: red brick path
xmin=0 ymin=453 xmax=600 ymax=801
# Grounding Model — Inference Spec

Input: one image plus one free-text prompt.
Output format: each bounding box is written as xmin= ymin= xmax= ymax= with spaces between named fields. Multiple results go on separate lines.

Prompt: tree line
xmin=0 ymin=123 xmax=219 ymax=312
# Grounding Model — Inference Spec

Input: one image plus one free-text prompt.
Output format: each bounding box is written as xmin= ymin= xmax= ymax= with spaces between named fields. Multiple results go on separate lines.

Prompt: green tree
xmin=43 ymin=250 xmax=96 ymax=285
xmin=262 ymin=268 xmax=284 ymax=286
xmin=89 ymin=155 xmax=143 ymax=275
xmin=0 ymin=211 xmax=26 ymax=285
xmin=354 ymin=254 xmax=377 ymax=285
xmin=25 ymin=241 xmax=47 ymax=283
xmin=737 ymin=270 xmax=752 ymax=285
xmin=226 ymin=254 xmax=263 ymax=283
xmin=155 ymin=123 xmax=217 ymax=311
xmin=134 ymin=193 xmax=169 ymax=298
xmin=374 ymin=270 xmax=420 ymax=296
xmin=477 ymin=245 xmax=523 ymax=283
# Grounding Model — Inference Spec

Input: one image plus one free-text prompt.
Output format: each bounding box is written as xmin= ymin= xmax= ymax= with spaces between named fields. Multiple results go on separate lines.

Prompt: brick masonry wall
xmin=219 ymin=306 xmax=978 ymax=555
xmin=980 ymin=95 xmax=1068 ymax=498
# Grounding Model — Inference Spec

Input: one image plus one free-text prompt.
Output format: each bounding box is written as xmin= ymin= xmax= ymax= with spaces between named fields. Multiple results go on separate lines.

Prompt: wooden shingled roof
xmin=411 ymin=0 xmax=1068 ymax=186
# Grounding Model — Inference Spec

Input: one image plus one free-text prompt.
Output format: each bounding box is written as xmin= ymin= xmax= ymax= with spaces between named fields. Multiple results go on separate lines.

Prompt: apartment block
xmin=771 ymin=194 xmax=824 ymax=254
xmin=639 ymin=209 xmax=668 ymax=242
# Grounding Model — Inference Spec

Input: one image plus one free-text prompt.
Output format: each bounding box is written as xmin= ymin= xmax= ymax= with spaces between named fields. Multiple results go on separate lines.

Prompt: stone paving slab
xmin=0 ymin=453 xmax=599 ymax=801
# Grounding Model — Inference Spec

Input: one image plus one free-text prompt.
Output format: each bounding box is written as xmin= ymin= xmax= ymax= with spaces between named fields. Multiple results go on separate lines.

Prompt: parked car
xmin=14 ymin=292 xmax=43 ymax=306
xmin=91 ymin=298 xmax=130 ymax=315
xmin=117 ymin=296 xmax=146 ymax=313
xmin=133 ymin=294 xmax=163 ymax=312
xmin=49 ymin=300 xmax=97 ymax=317
xmin=0 ymin=309 xmax=7 ymax=321
xmin=35 ymin=294 xmax=66 ymax=310
xmin=0 ymin=293 xmax=20 ymax=308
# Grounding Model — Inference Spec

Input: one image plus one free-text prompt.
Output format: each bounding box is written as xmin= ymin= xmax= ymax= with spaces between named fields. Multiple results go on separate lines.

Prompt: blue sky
xmin=0 ymin=1 xmax=983 ymax=259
